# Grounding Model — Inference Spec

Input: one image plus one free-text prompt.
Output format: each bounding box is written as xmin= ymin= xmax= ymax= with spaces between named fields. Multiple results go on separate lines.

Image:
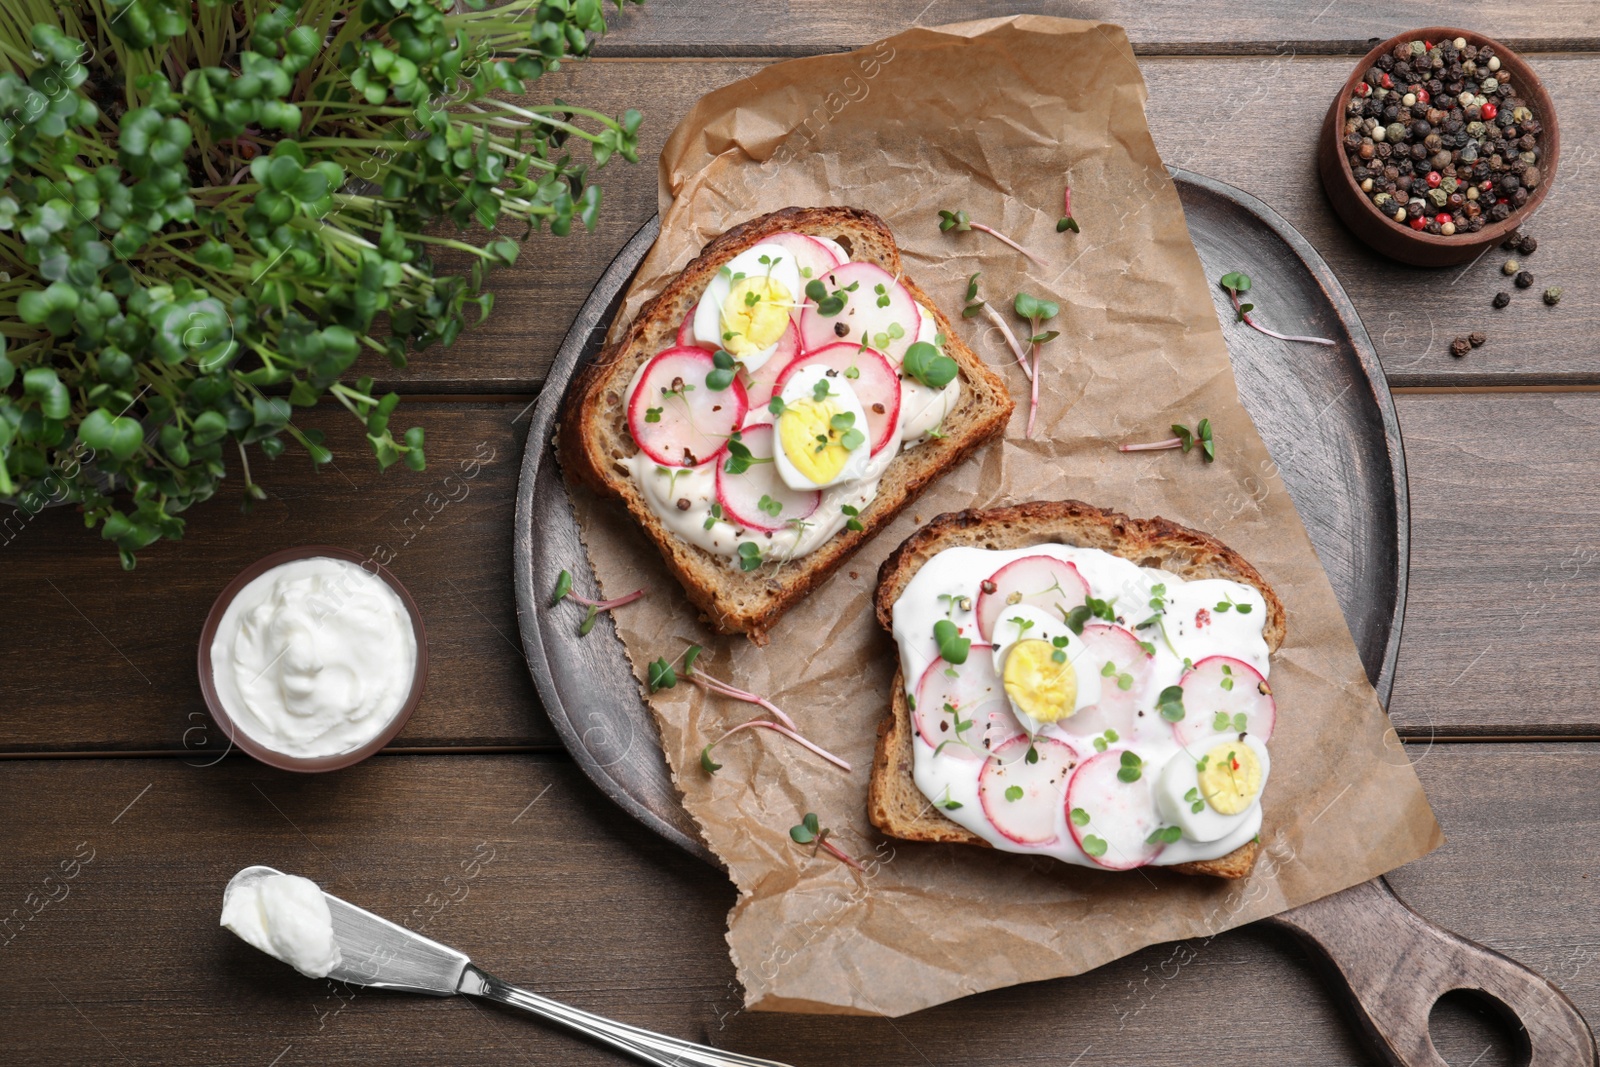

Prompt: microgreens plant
xmin=963 ymin=272 xmax=1030 ymax=382
xmin=1119 ymin=420 xmax=1215 ymax=462
xmin=1012 ymin=292 xmax=1060 ymax=437
xmin=1217 ymin=272 xmax=1335 ymax=347
xmin=647 ymin=644 xmax=850 ymax=774
xmin=789 ymin=812 xmax=865 ymax=871
xmin=0 ymin=0 xmax=643 ymax=567
xmin=1062 ymin=594 xmax=1116 ymax=634
xmin=551 ymin=568 xmax=644 ymax=636
xmin=937 ymin=208 xmax=1041 ymax=264
xmin=1056 ymin=183 xmax=1080 ymax=233
xmin=933 ymin=618 xmax=971 ymax=665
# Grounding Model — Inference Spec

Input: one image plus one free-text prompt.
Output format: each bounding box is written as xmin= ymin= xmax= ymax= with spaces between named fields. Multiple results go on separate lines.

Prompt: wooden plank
xmin=1388 ymin=391 xmax=1600 ymax=736
xmin=0 ymin=402 xmax=557 ymax=754
xmin=351 ymin=55 xmax=1600 ymax=394
xmin=0 ymin=746 xmax=1584 ymax=1065
xmin=589 ymin=1 xmax=1600 ymax=57
xmin=3 ymin=391 xmax=1597 ymax=751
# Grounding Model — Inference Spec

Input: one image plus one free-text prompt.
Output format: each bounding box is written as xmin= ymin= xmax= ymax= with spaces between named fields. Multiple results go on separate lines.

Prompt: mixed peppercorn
xmin=1343 ymin=37 xmax=1544 ymax=236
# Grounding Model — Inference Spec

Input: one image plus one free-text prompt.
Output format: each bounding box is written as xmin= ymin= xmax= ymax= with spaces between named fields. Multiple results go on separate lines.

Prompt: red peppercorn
xmin=1356 ymin=81 xmax=1371 ymax=96
xmin=1410 ymin=217 xmax=1427 ymax=230
xmin=1380 ymin=72 xmax=1393 ymax=89
xmin=1417 ymin=88 xmax=1430 ymax=104
xmin=1435 ymin=213 xmax=1452 ymax=225
xmin=1425 ymin=171 xmax=1442 ymax=188
xmin=1423 ymin=40 xmax=1433 ymax=50
xmin=1481 ymin=101 xmax=1498 ymax=120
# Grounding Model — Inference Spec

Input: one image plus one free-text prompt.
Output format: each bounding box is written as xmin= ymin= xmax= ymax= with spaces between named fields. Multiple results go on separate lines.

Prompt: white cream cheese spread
xmin=220 ymin=873 xmax=342 ymax=979
xmin=890 ymin=543 xmax=1275 ymax=870
xmin=210 ymin=556 xmax=417 ymax=759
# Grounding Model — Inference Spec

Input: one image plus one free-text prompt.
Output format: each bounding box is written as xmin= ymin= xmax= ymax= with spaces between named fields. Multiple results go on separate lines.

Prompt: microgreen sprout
xmin=723 ymin=434 xmax=771 ymax=475
xmin=1213 ymin=711 xmax=1249 ymax=733
xmin=936 ymin=784 xmax=964 ymax=810
xmin=902 ymin=341 xmax=960 ymax=390
xmin=706 ymin=350 xmax=739 ymax=391
xmin=1156 ymin=685 xmax=1186 ymax=722
xmin=1005 ymin=785 xmax=1025 ymax=802
xmin=1063 ymin=595 xmax=1116 ymax=634
xmin=736 ymin=542 xmax=763 ymax=572
xmin=644 ymin=406 xmax=664 ymax=423
xmin=1070 ymin=807 xmax=1091 ymax=827
xmin=1013 ymin=292 xmax=1060 ymax=437
xmin=1218 ymin=272 xmax=1335 ymax=347
xmin=804 ymin=278 xmax=850 ymax=316
xmin=1081 ymin=835 xmax=1108 ymax=858
xmin=1057 ymin=184 xmax=1080 ymax=233
xmin=704 ymin=502 xmax=730 ymax=531
xmin=841 ymin=503 xmax=865 ymax=533
xmin=933 ymin=619 xmax=971 ymax=665
xmin=966 ymin=273 xmax=1032 ymax=381
xmin=789 ymin=812 xmax=866 ymax=871
xmin=648 ymin=645 xmax=850 ymax=774
xmin=1117 ymin=751 xmax=1144 ymax=783
xmin=1119 ymin=420 xmax=1215 ymax=462
xmin=551 ymin=569 xmax=645 ymax=636
xmin=1214 ymin=594 xmax=1253 ymax=615
xmin=937 ymin=208 xmax=1042 ymax=264
xmin=1146 ymin=825 xmax=1182 ymax=845
xmin=1185 ymin=786 xmax=1205 ymax=814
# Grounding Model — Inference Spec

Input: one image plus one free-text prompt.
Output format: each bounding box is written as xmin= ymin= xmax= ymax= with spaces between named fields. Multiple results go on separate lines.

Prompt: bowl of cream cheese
xmin=198 ymin=545 xmax=427 ymax=771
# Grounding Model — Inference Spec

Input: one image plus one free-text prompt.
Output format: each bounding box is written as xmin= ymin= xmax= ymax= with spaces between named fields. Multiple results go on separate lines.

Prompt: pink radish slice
xmin=1173 ymin=656 xmax=1276 ymax=746
xmin=913 ymin=647 xmax=1021 ymax=760
xmin=1065 ymin=749 xmax=1164 ymax=869
xmin=626 ymin=347 xmax=748 ymax=468
xmin=979 ymin=735 xmax=1080 ymax=845
xmin=714 ymin=424 xmax=821 ymax=534
xmin=763 ymin=231 xmax=844 ymax=289
xmin=798 ymin=262 xmax=920 ymax=363
xmin=675 ymin=312 xmax=715 ymax=351
xmin=1060 ymin=623 xmax=1157 ymax=740
xmin=774 ymin=343 xmax=901 ymax=454
xmin=737 ymin=322 xmax=800 ymax=415
xmin=975 ymin=555 xmax=1092 ymax=641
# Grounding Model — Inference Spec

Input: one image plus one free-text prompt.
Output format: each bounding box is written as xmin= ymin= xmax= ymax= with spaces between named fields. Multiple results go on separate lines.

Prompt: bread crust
xmin=558 ymin=207 xmax=1014 ymax=643
xmin=867 ymin=500 xmax=1285 ymax=880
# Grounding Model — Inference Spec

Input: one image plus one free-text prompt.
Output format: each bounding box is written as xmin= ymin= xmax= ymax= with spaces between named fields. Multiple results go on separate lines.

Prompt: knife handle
xmin=459 ymin=964 xmax=790 ymax=1067
xmin=1264 ymin=877 xmax=1597 ymax=1066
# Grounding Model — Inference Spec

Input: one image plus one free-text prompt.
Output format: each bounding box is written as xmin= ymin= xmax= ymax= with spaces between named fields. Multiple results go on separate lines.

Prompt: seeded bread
xmin=559 ymin=206 xmax=1014 ymax=644
xmin=867 ymin=500 xmax=1287 ymax=880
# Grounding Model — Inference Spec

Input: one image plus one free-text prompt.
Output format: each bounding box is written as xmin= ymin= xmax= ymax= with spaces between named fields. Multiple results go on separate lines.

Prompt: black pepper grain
xmin=1493 ymin=291 xmax=1511 ymax=308
xmin=1469 ymin=331 xmax=1487 ymax=347
xmin=1515 ymin=270 xmax=1534 ymax=289
xmin=1518 ymin=235 xmax=1538 ymax=255
xmin=1450 ymin=337 xmax=1471 ymax=358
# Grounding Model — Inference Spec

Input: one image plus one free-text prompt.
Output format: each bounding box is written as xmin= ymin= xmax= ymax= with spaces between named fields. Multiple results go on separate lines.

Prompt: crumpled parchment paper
xmin=568 ymin=14 xmax=1442 ymax=1017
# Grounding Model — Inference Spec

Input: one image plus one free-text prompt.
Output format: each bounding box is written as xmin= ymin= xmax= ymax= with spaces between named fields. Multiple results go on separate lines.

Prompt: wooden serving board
xmin=512 ymin=171 xmax=1597 ymax=1064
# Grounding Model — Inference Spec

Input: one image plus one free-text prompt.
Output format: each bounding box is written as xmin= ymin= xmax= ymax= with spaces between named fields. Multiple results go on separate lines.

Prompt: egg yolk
xmin=1001 ymin=639 xmax=1077 ymax=723
xmin=778 ymin=398 xmax=851 ymax=485
xmin=1197 ymin=743 xmax=1262 ymax=816
xmin=721 ymin=277 xmax=791 ymax=358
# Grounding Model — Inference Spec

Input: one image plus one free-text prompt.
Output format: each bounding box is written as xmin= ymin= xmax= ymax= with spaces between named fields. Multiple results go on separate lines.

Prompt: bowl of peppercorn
xmin=1319 ymin=28 xmax=1559 ymax=267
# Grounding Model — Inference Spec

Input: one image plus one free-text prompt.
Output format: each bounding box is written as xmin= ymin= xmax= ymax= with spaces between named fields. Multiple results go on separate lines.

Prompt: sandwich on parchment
xmin=868 ymin=500 xmax=1286 ymax=879
xmin=560 ymin=207 xmax=1013 ymax=643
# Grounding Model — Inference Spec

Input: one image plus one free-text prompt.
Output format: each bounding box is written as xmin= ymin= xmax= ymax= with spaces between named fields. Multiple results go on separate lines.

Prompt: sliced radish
xmin=774 ymin=343 xmax=900 ymax=454
xmin=1173 ymin=656 xmax=1276 ymax=746
xmin=676 ymin=312 xmax=715 ymax=351
xmin=763 ymin=231 xmax=844 ymax=291
xmin=1066 ymin=749 xmax=1164 ymax=870
xmin=737 ymin=321 xmax=800 ymax=417
xmin=798 ymin=262 xmax=920 ymax=363
xmin=1061 ymin=623 xmax=1157 ymax=740
xmin=714 ymin=423 xmax=821 ymax=534
xmin=979 ymin=735 xmax=1079 ymax=846
xmin=914 ymin=647 xmax=1021 ymax=760
xmin=975 ymin=555 xmax=1091 ymax=641
xmin=625 ymin=347 xmax=748 ymax=468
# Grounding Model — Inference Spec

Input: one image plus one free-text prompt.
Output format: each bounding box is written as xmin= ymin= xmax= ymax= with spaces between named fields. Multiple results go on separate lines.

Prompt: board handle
xmin=1265 ymin=877 xmax=1597 ymax=1066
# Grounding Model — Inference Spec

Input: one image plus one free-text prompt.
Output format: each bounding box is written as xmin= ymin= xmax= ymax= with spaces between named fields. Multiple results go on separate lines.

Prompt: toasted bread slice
xmin=867 ymin=500 xmax=1287 ymax=879
xmin=559 ymin=207 xmax=1014 ymax=643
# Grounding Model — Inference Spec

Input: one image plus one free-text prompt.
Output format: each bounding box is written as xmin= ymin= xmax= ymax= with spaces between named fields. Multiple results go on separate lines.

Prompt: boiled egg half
xmin=773 ymin=364 xmax=872 ymax=490
xmin=989 ymin=605 xmax=1102 ymax=731
xmin=692 ymin=243 xmax=802 ymax=372
xmin=1155 ymin=732 xmax=1271 ymax=842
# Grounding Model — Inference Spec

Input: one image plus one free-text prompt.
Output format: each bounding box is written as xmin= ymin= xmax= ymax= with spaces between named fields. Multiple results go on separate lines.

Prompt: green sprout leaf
xmin=790 ymin=812 xmax=822 ymax=844
xmin=933 ymin=619 xmax=971 ymax=665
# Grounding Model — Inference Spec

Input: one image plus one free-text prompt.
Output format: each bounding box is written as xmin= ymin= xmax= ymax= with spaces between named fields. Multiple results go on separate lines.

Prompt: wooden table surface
xmin=4 ymin=4 xmax=1598 ymax=1064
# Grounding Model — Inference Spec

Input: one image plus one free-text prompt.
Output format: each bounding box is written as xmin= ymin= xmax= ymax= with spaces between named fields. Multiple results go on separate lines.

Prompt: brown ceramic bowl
xmin=1318 ymin=27 xmax=1560 ymax=267
xmin=197 ymin=545 xmax=428 ymax=773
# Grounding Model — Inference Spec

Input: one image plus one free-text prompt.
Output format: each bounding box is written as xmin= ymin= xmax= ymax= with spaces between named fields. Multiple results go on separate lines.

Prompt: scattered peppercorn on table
xmin=3 ymin=4 xmax=1599 ymax=1064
